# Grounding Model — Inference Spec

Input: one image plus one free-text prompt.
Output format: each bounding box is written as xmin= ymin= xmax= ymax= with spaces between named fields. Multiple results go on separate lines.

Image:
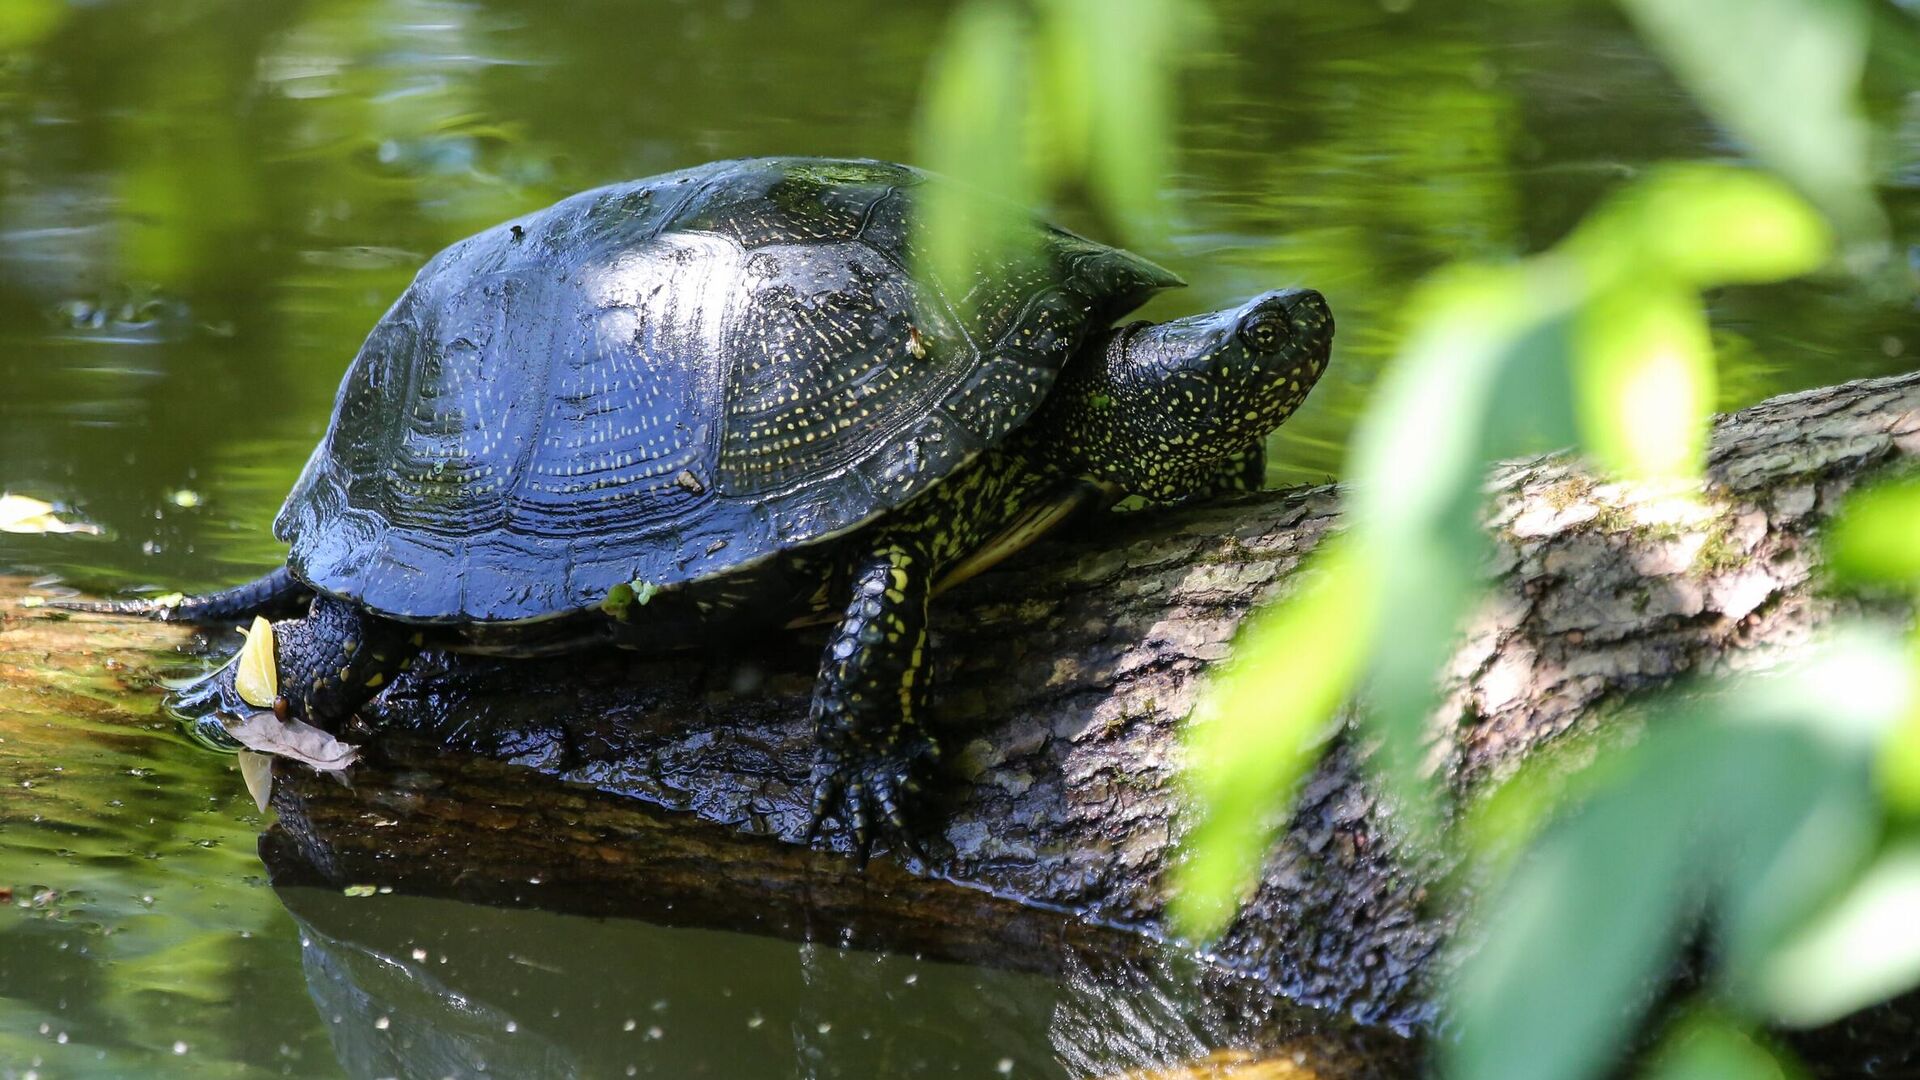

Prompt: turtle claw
xmin=168 ymin=654 xmax=254 ymax=749
xmin=804 ymin=761 xmax=846 ymax=843
xmin=803 ymin=739 xmax=932 ymax=868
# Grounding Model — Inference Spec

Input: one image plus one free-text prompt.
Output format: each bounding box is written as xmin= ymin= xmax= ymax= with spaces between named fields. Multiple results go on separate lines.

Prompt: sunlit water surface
xmin=1 ymin=0 xmax=1916 ymax=1076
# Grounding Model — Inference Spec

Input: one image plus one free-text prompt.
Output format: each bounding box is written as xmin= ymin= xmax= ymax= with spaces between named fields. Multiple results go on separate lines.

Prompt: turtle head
xmin=1044 ymin=288 xmax=1333 ymax=500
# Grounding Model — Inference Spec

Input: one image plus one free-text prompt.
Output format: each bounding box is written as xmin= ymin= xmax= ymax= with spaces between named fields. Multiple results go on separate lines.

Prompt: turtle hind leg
xmin=273 ymin=596 xmax=419 ymax=726
xmin=51 ymin=566 xmax=311 ymax=623
xmin=171 ymin=593 xmax=418 ymax=731
xmin=806 ymin=538 xmax=939 ymax=864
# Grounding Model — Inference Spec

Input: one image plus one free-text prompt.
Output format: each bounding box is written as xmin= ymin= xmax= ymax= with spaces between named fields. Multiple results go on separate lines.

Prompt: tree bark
xmin=10 ymin=371 xmax=1920 ymax=1061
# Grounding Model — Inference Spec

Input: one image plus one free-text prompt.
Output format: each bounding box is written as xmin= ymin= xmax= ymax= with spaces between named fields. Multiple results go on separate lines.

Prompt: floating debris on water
xmin=0 ymin=493 xmax=103 ymax=535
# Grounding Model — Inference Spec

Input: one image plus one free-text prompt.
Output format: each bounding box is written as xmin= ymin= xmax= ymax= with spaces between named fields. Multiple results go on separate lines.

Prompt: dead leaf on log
xmin=225 ymin=711 xmax=359 ymax=773
xmin=237 ymin=750 xmax=275 ymax=811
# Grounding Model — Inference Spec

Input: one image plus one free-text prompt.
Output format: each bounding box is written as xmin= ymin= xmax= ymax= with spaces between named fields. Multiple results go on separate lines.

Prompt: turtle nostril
xmin=1279 ymin=288 xmax=1329 ymax=322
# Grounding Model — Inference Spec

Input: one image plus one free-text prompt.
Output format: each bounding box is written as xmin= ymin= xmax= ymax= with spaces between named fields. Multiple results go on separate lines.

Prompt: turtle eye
xmin=1236 ymin=309 xmax=1291 ymax=353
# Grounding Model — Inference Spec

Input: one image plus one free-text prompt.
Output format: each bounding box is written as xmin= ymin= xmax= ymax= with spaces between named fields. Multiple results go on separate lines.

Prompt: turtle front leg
xmin=173 ymin=594 xmax=418 ymax=730
xmin=807 ymin=539 xmax=939 ymax=861
xmin=1170 ymin=442 xmax=1267 ymax=504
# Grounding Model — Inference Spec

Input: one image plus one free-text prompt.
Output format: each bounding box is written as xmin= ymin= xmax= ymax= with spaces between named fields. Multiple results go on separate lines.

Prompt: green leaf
xmin=1463 ymin=728 xmax=1625 ymax=880
xmin=1757 ymin=840 xmax=1920 ymax=1027
xmin=1172 ymin=539 xmax=1375 ymax=938
xmin=1878 ymin=635 xmax=1920 ymax=816
xmin=1639 ymin=1011 xmax=1795 ymax=1080
xmin=1570 ymin=166 xmax=1833 ymax=287
xmin=1032 ymin=0 xmax=1206 ymax=245
xmin=1448 ymin=723 xmax=1707 ymax=1080
xmin=1448 ymin=722 xmax=1871 ymax=1080
xmin=1031 ymin=0 xmax=1097 ymax=185
xmin=1448 ymin=636 xmax=1904 ymax=1080
xmin=914 ymin=1 xmax=1037 ymax=294
xmin=1881 ymin=714 xmax=1920 ymax=815
xmin=1572 ymin=282 xmax=1714 ymax=485
xmin=1347 ymin=264 xmax=1581 ymax=836
xmin=1617 ymin=0 xmax=1879 ymax=235
xmin=1827 ymin=476 xmax=1920 ymax=587
xmin=1080 ymin=0 xmax=1180 ymax=244
xmin=0 ymin=0 xmax=65 ymax=51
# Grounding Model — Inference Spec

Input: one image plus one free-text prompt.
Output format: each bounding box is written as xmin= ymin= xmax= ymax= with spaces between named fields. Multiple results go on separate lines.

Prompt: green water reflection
xmin=0 ymin=0 xmax=1915 ymax=1077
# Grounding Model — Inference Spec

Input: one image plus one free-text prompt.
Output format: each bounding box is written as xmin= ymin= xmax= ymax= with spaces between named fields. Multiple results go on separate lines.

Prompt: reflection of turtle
xmin=87 ymin=157 xmax=1334 ymax=857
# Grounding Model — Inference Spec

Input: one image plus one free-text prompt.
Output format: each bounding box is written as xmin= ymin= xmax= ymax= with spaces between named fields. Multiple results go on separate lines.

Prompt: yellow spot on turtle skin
xmin=409 ymin=633 xmax=425 ymax=646
xmin=365 ymin=673 xmax=386 ymax=688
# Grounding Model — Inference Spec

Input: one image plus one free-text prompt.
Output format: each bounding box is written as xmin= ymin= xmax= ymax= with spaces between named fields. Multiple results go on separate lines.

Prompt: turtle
xmin=76 ymin=157 xmax=1334 ymax=857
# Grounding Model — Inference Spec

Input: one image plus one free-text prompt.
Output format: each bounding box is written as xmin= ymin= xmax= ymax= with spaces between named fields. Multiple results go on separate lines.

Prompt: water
xmin=0 ymin=0 xmax=1914 ymax=1076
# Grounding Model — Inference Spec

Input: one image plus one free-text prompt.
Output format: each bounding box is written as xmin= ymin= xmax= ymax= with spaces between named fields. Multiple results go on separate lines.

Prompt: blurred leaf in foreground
xmin=1618 ymin=0 xmax=1879 ymax=237
xmin=1564 ymin=167 xmax=1829 ymax=483
xmin=1566 ymin=165 xmax=1836 ymax=287
xmin=914 ymin=1 xmax=1036 ymax=294
xmin=1827 ymin=476 xmax=1920 ymax=588
xmin=0 ymin=0 xmax=65 ymax=51
xmin=1572 ymin=282 xmax=1714 ymax=485
xmin=1448 ymin=632 xmax=1911 ymax=1080
xmin=1758 ymin=840 xmax=1920 ymax=1027
xmin=1173 ymin=540 xmax=1373 ymax=936
xmin=1032 ymin=0 xmax=1205 ymax=244
xmin=1639 ymin=1011 xmax=1796 ymax=1080
xmin=1179 ymin=167 xmax=1831 ymax=935
xmin=914 ymin=0 xmax=1203 ymax=300
xmin=1827 ymin=476 xmax=1920 ymax=812
xmin=1344 ymin=265 xmax=1580 ymax=839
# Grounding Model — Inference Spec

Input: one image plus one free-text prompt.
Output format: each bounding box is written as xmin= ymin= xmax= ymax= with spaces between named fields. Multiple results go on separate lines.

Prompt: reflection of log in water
xmin=279 ymin=885 xmax=1394 ymax=1079
xmin=14 ymin=373 xmax=1920 ymax=1073
xmin=261 ymin=745 xmax=1411 ymax=1076
xmin=282 ymin=887 xmax=1069 ymax=1079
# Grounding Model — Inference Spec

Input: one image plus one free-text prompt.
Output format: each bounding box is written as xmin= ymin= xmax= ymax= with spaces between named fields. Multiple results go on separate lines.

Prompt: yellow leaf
xmin=237 ymin=751 xmax=274 ymax=812
xmin=234 ymin=616 xmax=279 ymax=709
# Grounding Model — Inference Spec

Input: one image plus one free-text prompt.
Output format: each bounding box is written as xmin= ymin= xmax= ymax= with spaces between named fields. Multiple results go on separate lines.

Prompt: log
xmin=10 ymin=371 xmax=1920 ymax=1073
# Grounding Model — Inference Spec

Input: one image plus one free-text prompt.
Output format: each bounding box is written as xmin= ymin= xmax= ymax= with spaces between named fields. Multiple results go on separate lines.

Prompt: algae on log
xmin=12 ymin=372 xmax=1920 ymax=1043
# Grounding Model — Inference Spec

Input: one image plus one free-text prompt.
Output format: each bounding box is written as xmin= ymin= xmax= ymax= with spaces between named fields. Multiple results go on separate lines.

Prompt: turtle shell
xmin=276 ymin=157 xmax=1181 ymax=623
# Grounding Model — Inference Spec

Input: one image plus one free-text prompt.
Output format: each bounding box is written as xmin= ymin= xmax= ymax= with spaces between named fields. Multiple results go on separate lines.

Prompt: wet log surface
xmin=10 ymin=371 xmax=1920 ymax=1072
